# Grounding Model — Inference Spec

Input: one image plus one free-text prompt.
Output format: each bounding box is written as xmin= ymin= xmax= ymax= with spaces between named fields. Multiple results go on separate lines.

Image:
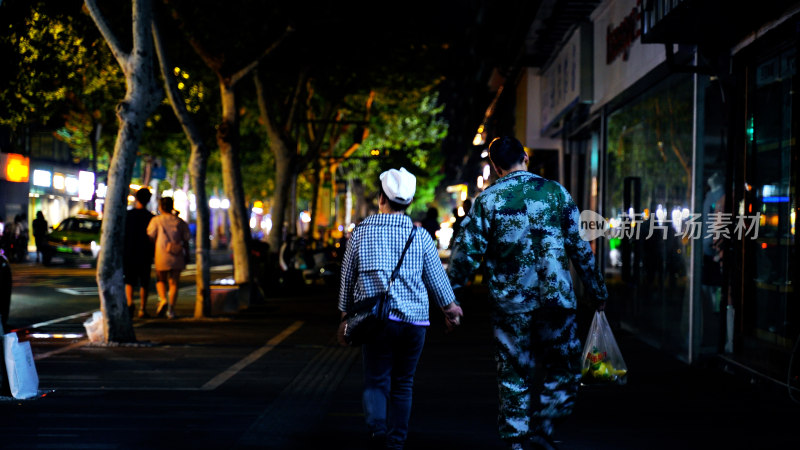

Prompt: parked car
xmin=43 ymin=212 xmax=102 ymax=265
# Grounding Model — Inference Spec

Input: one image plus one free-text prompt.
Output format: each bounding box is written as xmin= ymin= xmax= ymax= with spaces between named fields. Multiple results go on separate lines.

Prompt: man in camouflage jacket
xmin=447 ymin=136 xmax=608 ymax=450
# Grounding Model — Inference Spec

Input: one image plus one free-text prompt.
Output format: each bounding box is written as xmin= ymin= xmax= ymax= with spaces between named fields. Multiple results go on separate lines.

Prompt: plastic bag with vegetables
xmin=580 ymin=311 xmax=627 ymax=385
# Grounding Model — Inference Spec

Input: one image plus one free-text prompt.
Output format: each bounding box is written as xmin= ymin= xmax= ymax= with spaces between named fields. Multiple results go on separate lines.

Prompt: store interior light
xmin=263 ymin=216 xmax=273 ymax=234
xmin=33 ymin=169 xmax=52 ymax=188
xmin=79 ymin=171 xmax=95 ymax=201
xmin=483 ymin=164 xmax=491 ymax=180
xmin=65 ymin=176 xmax=79 ymax=195
xmin=53 ymin=173 xmax=65 ymax=190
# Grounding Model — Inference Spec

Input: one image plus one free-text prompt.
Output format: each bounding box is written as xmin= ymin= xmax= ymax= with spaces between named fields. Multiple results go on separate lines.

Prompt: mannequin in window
xmin=701 ymin=172 xmax=725 ymax=346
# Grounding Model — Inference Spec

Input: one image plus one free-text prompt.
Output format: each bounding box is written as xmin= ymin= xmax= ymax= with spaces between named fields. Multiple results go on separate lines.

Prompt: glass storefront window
xmin=605 ymin=74 xmax=694 ymax=357
xmin=744 ymin=47 xmax=796 ymax=349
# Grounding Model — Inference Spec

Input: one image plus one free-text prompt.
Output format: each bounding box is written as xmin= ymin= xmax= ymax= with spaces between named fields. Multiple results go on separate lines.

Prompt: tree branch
xmin=305 ymin=79 xmax=317 ymax=143
xmin=85 ymin=0 xmax=130 ymax=69
xmin=131 ymin=0 xmax=154 ymax=67
xmin=328 ymin=90 xmax=374 ymax=169
xmin=164 ymin=2 xmax=224 ymax=74
xmin=152 ymin=16 xmax=203 ymax=145
xmin=298 ymin=102 xmax=337 ymax=171
xmin=284 ymin=69 xmax=307 ymax=134
xmin=229 ymin=25 xmax=294 ymax=87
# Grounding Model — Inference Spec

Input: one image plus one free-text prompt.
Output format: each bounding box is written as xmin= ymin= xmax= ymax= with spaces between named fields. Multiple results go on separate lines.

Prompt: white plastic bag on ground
xmin=83 ymin=311 xmax=104 ymax=343
xmin=3 ymin=332 xmax=39 ymax=399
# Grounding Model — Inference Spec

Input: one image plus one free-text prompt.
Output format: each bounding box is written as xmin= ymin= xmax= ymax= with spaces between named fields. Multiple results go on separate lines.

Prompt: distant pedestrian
xmin=125 ymin=188 xmax=155 ymax=318
xmin=147 ymin=197 xmax=190 ymax=319
xmin=447 ymin=136 xmax=608 ymax=450
xmin=337 ymin=167 xmax=463 ymax=450
xmin=13 ymin=214 xmax=28 ymax=262
xmin=452 ymin=198 xmax=472 ymax=240
xmin=32 ymin=211 xmax=48 ymax=263
xmin=420 ymin=206 xmax=440 ymax=243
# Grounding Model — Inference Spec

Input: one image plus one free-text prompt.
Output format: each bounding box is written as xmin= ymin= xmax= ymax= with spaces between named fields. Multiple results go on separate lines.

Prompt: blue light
xmin=763 ymin=196 xmax=790 ymax=203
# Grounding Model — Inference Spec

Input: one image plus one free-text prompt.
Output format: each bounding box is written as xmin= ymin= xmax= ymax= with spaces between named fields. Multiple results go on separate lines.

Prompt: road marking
xmin=183 ymin=264 xmax=233 ymax=276
xmin=27 ymin=310 xmax=97 ymax=329
xmin=201 ymin=321 xmax=304 ymax=391
xmin=34 ymin=341 xmax=88 ymax=361
xmin=56 ymin=287 xmax=99 ymax=296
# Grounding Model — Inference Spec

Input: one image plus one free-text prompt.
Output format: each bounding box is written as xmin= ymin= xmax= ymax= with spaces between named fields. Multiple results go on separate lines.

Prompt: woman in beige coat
xmin=147 ymin=197 xmax=190 ymax=319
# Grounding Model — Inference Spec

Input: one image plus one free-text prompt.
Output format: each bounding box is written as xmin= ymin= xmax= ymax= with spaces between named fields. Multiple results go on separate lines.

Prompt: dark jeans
xmin=362 ymin=320 xmax=426 ymax=449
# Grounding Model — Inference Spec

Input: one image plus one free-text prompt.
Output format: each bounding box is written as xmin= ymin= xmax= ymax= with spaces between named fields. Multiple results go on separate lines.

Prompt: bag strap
xmin=345 ymin=226 xmax=416 ymax=316
xmin=388 ymin=226 xmax=417 ymax=288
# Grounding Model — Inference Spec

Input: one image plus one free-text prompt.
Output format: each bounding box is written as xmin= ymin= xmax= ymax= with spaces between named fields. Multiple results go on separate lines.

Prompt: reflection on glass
xmin=605 ymin=74 xmax=694 ymax=356
xmin=746 ymin=48 xmax=796 ymax=347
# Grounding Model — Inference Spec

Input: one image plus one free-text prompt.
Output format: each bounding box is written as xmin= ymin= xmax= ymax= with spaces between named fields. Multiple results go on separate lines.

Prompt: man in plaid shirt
xmin=337 ymin=167 xmax=463 ymax=450
xmin=448 ymin=136 xmax=608 ymax=450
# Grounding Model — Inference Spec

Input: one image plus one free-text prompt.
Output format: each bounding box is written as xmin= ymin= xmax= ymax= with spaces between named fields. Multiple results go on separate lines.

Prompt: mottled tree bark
xmin=152 ymin=18 xmax=211 ymax=318
xmin=217 ymin=81 xmax=251 ymax=286
xmin=86 ymin=0 xmax=162 ymax=343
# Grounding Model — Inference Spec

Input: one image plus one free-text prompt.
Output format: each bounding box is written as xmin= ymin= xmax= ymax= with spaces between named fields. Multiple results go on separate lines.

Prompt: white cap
xmin=379 ymin=167 xmax=416 ymax=205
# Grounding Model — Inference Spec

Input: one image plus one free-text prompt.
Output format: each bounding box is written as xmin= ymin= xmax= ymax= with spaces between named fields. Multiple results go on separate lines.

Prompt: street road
xmin=6 ymin=261 xmax=234 ymax=333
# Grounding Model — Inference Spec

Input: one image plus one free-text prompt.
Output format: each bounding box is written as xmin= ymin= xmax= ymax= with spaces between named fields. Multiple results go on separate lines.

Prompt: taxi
xmin=43 ymin=211 xmax=102 ymax=265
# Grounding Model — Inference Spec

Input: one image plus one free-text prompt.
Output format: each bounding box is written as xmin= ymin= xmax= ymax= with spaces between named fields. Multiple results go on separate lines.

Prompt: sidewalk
xmin=1 ymin=284 xmax=798 ymax=449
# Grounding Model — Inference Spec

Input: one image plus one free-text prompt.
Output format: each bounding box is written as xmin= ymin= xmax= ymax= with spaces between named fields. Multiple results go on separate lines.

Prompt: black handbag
xmin=343 ymin=227 xmax=417 ymax=345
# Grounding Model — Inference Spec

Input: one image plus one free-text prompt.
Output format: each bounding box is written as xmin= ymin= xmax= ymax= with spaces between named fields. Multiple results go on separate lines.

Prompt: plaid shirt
xmin=338 ymin=213 xmax=455 ymax=324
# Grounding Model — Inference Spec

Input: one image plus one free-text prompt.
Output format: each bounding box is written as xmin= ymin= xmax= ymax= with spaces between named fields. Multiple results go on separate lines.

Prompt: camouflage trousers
xmin=491 ymin=307 xmax=581 ymax=441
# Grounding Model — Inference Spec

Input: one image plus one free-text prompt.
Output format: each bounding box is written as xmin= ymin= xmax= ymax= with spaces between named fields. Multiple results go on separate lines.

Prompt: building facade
xmin=484 ymin=0 xmax=800 ymax=385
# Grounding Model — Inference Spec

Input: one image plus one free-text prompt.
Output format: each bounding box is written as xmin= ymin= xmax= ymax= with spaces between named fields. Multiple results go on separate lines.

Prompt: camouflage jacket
xmin=447 ymin=171 xmax=608 ymax=314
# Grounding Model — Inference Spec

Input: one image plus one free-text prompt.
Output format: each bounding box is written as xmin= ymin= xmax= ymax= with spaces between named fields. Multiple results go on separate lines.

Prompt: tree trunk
xmin=152 ymin=17 xmax=211 ymax=317
xmin=168 ymin=162 xmax=180 ymax=190
xmin=255 ymin=73 xmax=296 ymax=253
xmin=86 ymin=0 xmax=161 ymax=343
xmin=217 ymin=81 xmax=251 ymax=286
xmin=141 ymin=155 xmax=153 ymax=187
xmin=269 ymin=148 xmax=294 ymax=250
xmin=353 ymin=179 xmax=369 ymax=222
xmin=308 ymin=160 xmax=322 ymax=240
xmin=211 ymin=186 xmax=222 ymax=250
xmin=344 ymin=176 xmax=352 ymax=227
xmin=89 ymin=121 xmax=101 ymax=211
xmin=288 ymin=175 xmax=298 ymax=236
xmin=190 ymin=143 xmax=211 ymax=317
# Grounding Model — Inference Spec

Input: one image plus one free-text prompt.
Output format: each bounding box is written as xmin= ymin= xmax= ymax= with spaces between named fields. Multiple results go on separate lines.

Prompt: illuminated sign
xmin=78 ymin=171 xmax=95 ymax=201
xmin=53 ymin=173 xmax=65 ymax=190
xmin=3 ymin=153 xmax=30 ymax=182
xmin=65 ymin=176 xmax=79 ymax=195
xmin=33 ymin=169 xmax=52 ymax=187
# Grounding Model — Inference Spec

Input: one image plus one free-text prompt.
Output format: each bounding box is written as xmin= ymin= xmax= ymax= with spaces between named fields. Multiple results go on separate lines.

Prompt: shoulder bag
xmin=343 ymin=226 xmax=417 ymax=345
